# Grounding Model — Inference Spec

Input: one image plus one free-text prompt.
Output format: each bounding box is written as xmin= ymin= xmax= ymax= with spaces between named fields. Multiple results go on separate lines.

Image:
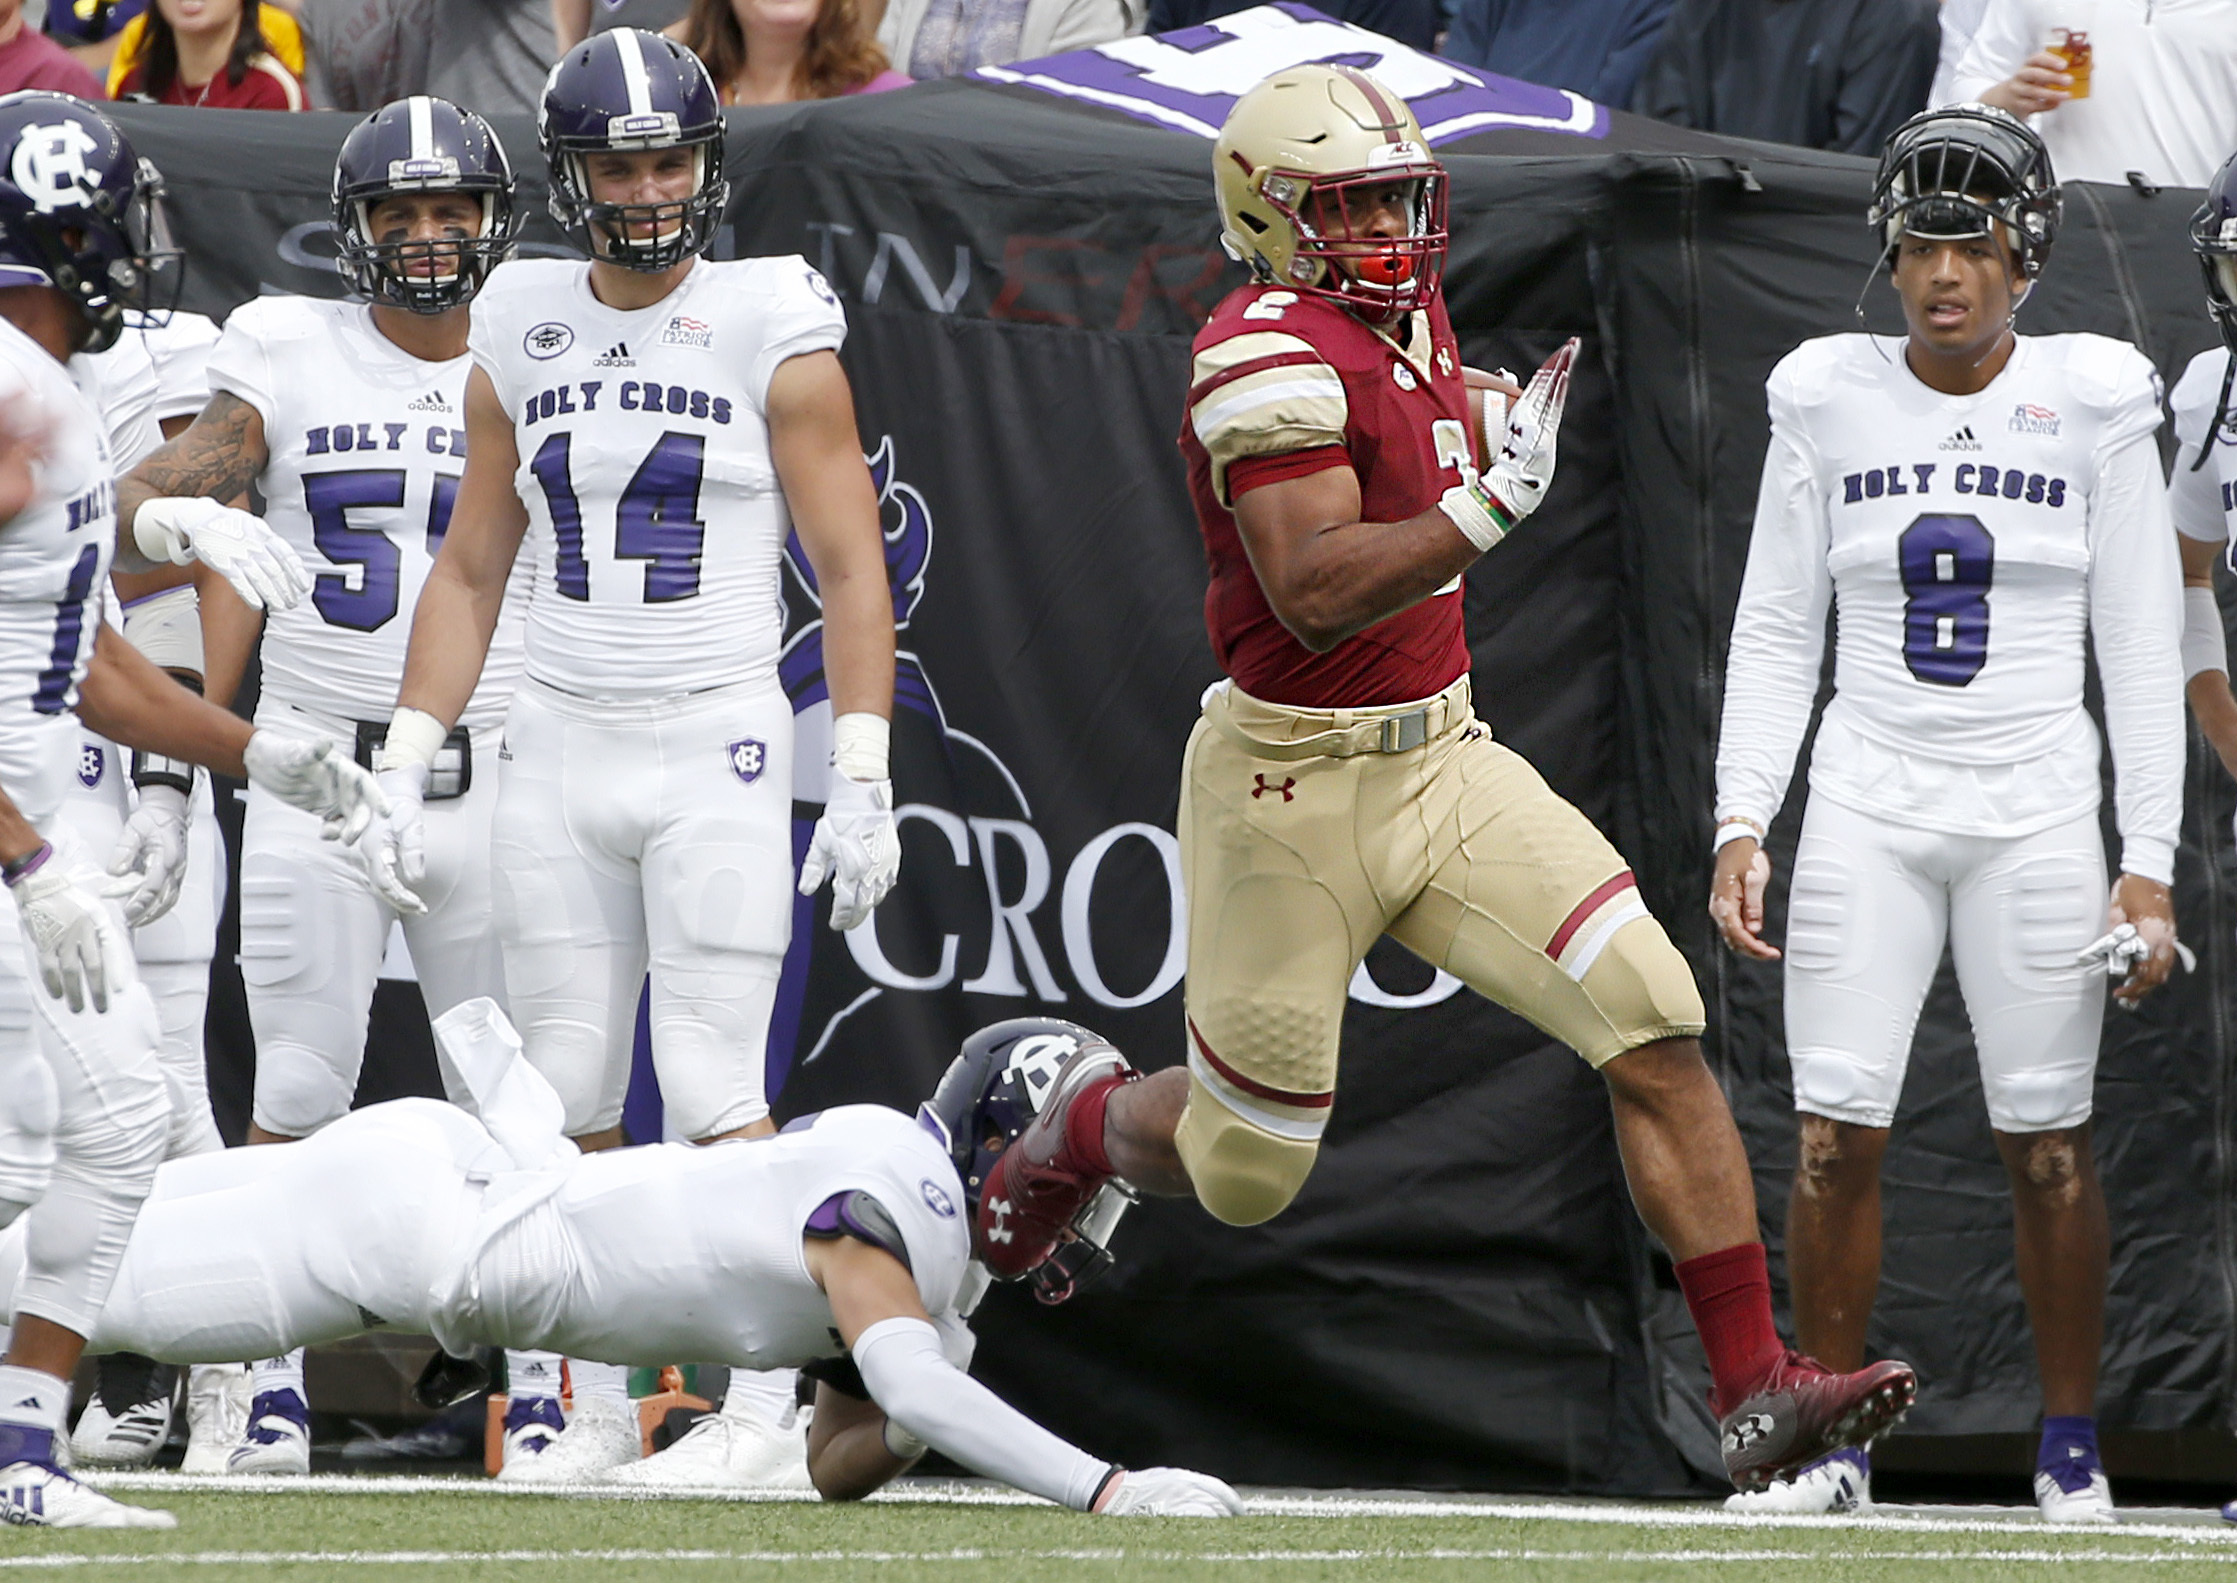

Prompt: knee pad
xmin=251 ymin=1044 xmax=360 ymax=1139
xmin=1575 ymin=918 xmax=1707 ymax=1066
xmin=518 ymin=1017 xmax=625 ymax=1137
xmin=650 ymin=1015 xmax=770 ymax=1140
xmin=0 ymin=1055 xmax=56 ymax=1207
xmin=1174 ymin=1074 xmax=1320 ymax=1227
xmin=1788 ymin=1047 xmax=1898 ymax=1130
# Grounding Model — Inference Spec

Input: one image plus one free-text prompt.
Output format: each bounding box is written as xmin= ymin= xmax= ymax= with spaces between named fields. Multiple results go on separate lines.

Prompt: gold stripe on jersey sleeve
xmin=1189 ymin=332 xmax=1349 ymax=507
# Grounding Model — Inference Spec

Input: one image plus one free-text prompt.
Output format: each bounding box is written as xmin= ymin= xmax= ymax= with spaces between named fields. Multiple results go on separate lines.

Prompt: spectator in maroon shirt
xmin=114 ymin=0 xmax=304 ymax=106
xmin=0 ymin=0 xmax=105 ymax=95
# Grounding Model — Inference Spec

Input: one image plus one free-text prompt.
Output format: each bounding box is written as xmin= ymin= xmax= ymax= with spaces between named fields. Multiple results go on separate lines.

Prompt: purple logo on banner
xmin=976 ymin=1 xmax=1605 ymax=146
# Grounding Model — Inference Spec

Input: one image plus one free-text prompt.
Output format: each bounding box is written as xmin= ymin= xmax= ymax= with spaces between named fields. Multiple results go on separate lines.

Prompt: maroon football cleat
xmin=974 ymin=1045 xmax=1137 ymax=1281
xmin=1718 ymin=1352 xmax=1917 ymax=1493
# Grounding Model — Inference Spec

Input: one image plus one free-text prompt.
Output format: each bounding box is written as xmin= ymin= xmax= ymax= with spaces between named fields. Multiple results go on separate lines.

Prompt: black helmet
xmin=332 ymin=96 xmax=517 ymax=314
xmin=0 ymin=93 xmax=180 ymax=353
xmin=538 ymin=28 xmax=728 ymax=272
xmin=922 ymin=1018 xmax=1136 ymax=1305
xmin=2193 ymin=149 xmax=2237 ymax=356
xmin=1869 ymin=104 xmax=2060 ymax=278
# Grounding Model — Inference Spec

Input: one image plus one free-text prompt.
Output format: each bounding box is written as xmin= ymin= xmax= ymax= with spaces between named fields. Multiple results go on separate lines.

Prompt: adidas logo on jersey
xmin=406 ymin=390 xmax=453 ymax=414
xmin=592 ymin=342 xmax=635 ymax=368
xmin=1939 ymin=425 xmax=1982 ymax=452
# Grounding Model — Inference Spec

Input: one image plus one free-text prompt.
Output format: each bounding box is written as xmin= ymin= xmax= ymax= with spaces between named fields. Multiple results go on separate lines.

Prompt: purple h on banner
xmin=976 ymin=1 xmax=1607 ymax=146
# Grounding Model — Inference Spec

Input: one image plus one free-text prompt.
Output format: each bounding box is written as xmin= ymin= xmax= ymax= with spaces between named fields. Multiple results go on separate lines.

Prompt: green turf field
xmin=7 ymin=1478 xmax=2237 ymax=1581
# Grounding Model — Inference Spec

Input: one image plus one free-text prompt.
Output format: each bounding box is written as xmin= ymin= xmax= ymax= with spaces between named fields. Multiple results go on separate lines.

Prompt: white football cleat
xmin=68 ymin=1358 xmax=177 ymax=1469
xmin=604 ymin=1403 xmax=811 ymax=1490
xmin=2036 ymin=1466 xmax=2117 ymax=1524
xmin=495 ymin=1394 xmax=640 ymax=1485
xmin=182 ymin=1365 xmax=251 ymax=1475
xmin=227 ymin=1388 xmax=311 ymax=1475
xmin=0 ymin=1455 xmax=176 ymax=1529
xmin=499 ymin=1395 xmax=566 ymax=1471
xmin=1724 ymin=1448 xmax=1871 ymax=1514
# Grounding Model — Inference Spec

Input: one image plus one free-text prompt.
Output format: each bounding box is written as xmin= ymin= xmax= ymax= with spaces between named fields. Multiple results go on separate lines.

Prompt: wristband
xmin=3 ymin=841 xmax=52 ymax=887
xmin=832 ymin=712 xmax=890 ymax=783
xmin=129 ymin=750 xmax=193 ymax=797
xmin=1436 ymin=480 xmax=1511 ymax=554
xmin=1088 ymin=1465 xmax=1125 ymax=1512
xmin=2183 ymin=585 xmax=2227 ymax=681
xmin=1713 ymin=818 xmax=1764 ymax=852
xmin=377 ymin=707 xmax=450 ymax=774
xmin=880 ymin=1417 xmax=928 ymax=1461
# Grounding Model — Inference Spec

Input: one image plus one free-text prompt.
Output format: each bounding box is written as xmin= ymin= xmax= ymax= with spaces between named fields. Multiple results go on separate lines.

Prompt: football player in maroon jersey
xmin=969 ymin=64 xmax=1918 ymax=1494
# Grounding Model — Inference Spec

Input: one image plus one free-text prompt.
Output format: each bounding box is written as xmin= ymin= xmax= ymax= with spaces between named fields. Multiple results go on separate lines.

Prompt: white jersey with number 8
xmin=467 ymin=256 xmax=846 ymax=701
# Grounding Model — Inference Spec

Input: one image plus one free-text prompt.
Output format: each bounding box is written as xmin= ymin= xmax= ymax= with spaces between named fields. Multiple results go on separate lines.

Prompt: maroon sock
xmin=1674 ymin=1242 xmax=1784 ymax=1418
xmin=1061 ymin=1075 xmax=1126 ymax=1177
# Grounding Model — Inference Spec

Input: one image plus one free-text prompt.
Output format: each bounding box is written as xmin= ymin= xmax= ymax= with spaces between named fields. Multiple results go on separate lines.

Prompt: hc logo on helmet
xmin=1002 ymin=1032 xmax=1078 ymax=1112
xmin=14 ymin=122 xmax=99 ymax=214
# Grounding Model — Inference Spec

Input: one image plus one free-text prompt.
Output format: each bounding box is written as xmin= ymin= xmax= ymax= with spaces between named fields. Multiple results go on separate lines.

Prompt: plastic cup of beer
xmin=2047 ymin=28 xmax=2092 ymax=99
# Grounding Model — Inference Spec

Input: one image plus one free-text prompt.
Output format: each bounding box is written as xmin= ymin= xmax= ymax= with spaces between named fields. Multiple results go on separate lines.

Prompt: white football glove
xmin=1094 ymin=1467 xmax=1245 ymax=1517
xmin=133 ymin=496 xmax=312 ymax=613
xmin=1440 ymin=339 xmax=1578 ymax=552
xmin=354 ymin=765 xmax=429 ymax=916
xmin=799 ymin=773 xmax=900 ymax=932
xmin=2077 ymin=921 xmax=2195 ymax=976
xmin=243 ymin=731 xmax=388 ymax=844
xmin=101 ymin=784 xmax=190 ymax=926
xmin=11 ymin=854 xmax=132 ymax=1014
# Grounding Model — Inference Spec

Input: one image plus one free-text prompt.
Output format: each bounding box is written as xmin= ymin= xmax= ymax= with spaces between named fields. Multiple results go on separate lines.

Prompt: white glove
xmin=243 ymin=731 xmax=388 ymax=844
xmin=102 ymin=784 xmax=189 ymax=926
xmin=133 ymin=496 xmax=312 ymax=613
xmin=799 ymin=773 xmax=899 ymax=932
xmin=11 ymin=851 xmax=132 ymax=1014
xmin=1095 ymin=1467 xmax=1245 ymax=1517
xmin=1439 ymin=339 xmax=1578 ymax=552
xmin=354 ymin=765 xmax=428 ymax=915
xmin=2078 ymin=921 xmax=2196 ymax=976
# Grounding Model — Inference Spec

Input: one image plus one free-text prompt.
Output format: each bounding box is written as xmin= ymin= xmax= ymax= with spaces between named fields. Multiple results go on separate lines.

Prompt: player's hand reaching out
xmin=800 ymin=772 xmax=900 ymax=932
xmin=1708 ymin=833 xmax=1780 ymax=961
xmin=2079 ymin=875 xmax=2184 ymax=1009
xmin=132 ymin=496 xmax=313 ymax=613
xmin=244 ymin=731 xmax=388 ymax=843
xmin=1093 ymin=1467 xmax=1245 ymax=1517
xmin=1439 ymin=339 xmax=1578 ymax=553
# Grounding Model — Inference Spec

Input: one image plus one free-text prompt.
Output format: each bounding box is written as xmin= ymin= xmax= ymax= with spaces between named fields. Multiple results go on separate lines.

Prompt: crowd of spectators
xmin=0 ymin=0 xmax=2226 ymax=199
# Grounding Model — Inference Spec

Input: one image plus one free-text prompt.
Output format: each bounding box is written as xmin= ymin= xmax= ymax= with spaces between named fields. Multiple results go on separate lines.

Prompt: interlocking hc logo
xmin=1252 ymin=774 xmax=1295 ymax=801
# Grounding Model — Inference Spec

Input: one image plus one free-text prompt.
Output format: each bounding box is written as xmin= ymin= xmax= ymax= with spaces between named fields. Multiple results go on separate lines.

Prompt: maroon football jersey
xmin=1179 ymin=282 xmax=1473 ymax=709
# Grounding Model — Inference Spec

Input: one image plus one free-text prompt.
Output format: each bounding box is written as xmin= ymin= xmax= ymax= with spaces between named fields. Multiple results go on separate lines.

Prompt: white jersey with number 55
xmin=468 ymin=255 xmax=846 ymax=700
xmin=1715 ymin=331 xmax=2183 ymax=883
xmin=205 ymin=296 xmax=527 ymax=735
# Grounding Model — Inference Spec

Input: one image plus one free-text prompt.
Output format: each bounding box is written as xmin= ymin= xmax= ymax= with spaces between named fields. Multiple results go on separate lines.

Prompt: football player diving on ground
xmin=964 ymin=63 xmax=1917 ymax=1494
xmin=0 ymin=1010 xmax=1242 ymax=1519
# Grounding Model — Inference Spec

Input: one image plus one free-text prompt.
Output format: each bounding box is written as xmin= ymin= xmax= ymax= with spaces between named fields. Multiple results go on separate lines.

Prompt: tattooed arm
xmin=115 ymin=391 xmax=270 ymax=575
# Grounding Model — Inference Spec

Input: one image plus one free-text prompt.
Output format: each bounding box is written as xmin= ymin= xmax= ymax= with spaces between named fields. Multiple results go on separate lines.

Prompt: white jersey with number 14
xmin=468 ymin=255 xmax=846 ymax=701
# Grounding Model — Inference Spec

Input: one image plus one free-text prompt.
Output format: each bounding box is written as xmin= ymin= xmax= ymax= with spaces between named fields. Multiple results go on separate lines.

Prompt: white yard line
xmin=3 ymin=1547 xmax=2237 ymax=1569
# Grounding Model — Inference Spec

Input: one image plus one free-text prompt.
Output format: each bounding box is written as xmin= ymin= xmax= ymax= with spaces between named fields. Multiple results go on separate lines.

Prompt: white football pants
xmin=1783 ymin=797 xmax=2107 ymax=1134
xmin=491 ymin=677 xmax=791 ymax=1141
xmin=0 ymin=1100 xmax=486 ymax=1361
xmin=56 ymin=734 xmax=222 ymax=1159
xmin=239 ymin=702 xmax=506 ymax=1138
xmin=0 ymin=722 xmax=170 ymax=1338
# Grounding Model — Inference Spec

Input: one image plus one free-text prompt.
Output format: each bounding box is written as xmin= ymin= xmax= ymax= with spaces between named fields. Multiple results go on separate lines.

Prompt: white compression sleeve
xmin=851 ymin=1316 xmax=1112 ymax=1510
xmin=2184 ymin=585 xmax=2228 ymax=681
xmin=2088 ymin=435 xmax=2187 ymax=886
xmin=1713 ymin=393 xmax=1832 ymax=835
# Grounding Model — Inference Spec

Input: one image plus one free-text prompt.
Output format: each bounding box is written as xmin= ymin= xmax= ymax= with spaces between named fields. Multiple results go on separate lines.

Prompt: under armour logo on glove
xmin=986 ymin=1197 xmax=1015 ymax=1244
xmin=1252 ymin=775 xmax=1295 ymax=802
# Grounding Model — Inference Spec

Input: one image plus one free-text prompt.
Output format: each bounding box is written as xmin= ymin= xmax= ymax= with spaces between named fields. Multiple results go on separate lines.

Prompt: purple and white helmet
xmin=0 ymin=93 xmax=180 ymax=352
xmin=538 ymin=28 xmax=728 ymax=272
xmin=2193 ymin=150 xmax=2237 ymax=356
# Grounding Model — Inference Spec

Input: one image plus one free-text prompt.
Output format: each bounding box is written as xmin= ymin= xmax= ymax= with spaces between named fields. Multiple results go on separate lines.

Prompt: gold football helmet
xmin=1214 ymin=63 xmax=1448 ymax=317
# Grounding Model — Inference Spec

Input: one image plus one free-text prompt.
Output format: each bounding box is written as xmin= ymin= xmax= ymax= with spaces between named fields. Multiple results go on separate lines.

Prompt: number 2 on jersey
xmin=530 ymin=431 xmax=707 ymax=604
xmin=1897 ymin=512 xmax=1994 ymax=686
